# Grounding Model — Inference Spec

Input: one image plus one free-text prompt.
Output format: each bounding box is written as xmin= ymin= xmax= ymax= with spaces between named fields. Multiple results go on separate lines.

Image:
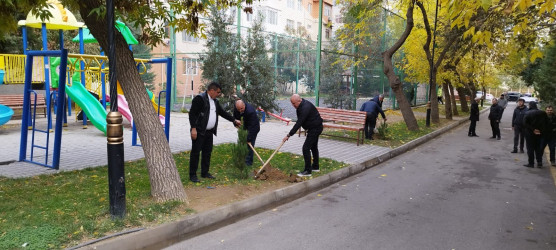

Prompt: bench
xmin=299 ymin=107 xmax=367 ymax=146
xmin=0 ymin=94 xmax=47 ymax=118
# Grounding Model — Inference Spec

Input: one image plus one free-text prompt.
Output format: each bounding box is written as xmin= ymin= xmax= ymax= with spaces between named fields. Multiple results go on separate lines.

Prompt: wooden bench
xmin=299 ymin=107 xmax=367 ymax=146
xmin=0 ymin=94 xmax=47 ymax=118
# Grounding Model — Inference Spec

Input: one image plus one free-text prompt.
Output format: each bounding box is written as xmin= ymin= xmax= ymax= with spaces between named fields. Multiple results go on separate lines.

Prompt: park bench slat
xmin=298 ymin=107 xmax=367 ymax=146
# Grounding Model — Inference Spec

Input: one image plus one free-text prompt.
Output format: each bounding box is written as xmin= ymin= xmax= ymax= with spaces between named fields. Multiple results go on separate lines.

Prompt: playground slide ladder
xmin=25 ymin=90 xmax=55 ymax=168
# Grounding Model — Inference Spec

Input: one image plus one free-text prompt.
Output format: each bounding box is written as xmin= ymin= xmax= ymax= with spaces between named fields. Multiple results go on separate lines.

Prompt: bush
xmin=376 ymin=121 xmax=389 ymax=139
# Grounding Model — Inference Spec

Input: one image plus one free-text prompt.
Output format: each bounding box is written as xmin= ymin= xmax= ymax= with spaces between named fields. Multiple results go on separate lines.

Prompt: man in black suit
xmin=468 ymin=97 xmax=480 ymax=137
xmin=523 ymin=101 xmax=548 ymax=168
xmin=283 ymin=94 xmax=323 ymax=177
xmin=189 ymin=82 xmax=241 ymax=182
xmin=234 ymin=99 xmax=260 ymax=166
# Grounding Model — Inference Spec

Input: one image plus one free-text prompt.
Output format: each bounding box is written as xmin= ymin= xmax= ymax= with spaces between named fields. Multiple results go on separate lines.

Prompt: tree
xmin=337 ymin=0 xmax=419 ymax=131
xmin=522 ymin=34 xmax=556 ymax=104
xmin=321 ymin=39 xmax=353 ymax=109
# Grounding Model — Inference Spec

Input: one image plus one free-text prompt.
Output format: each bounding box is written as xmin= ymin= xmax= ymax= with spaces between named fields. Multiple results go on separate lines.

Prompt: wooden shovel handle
xmin=256 ymin=140 xmax=286 ymax=176
xmin=247 ymin=142 xmax=265 ymax=164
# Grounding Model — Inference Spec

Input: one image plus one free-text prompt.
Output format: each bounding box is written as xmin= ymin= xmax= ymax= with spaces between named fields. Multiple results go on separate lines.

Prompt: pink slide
xmin=117 ymin=94 xmax=165 ymax=126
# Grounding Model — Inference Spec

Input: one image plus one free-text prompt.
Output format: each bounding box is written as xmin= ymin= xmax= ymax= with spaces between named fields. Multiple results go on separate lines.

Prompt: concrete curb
xmin=81 ymin=108 xmax=491 ymax=250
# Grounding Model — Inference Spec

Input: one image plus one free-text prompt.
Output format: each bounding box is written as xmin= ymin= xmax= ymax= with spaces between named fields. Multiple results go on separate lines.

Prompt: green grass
xmin=0 ymin=144 xmax=346 ymax=249
xmin=322 ymin=119 xmax=443 ymax=148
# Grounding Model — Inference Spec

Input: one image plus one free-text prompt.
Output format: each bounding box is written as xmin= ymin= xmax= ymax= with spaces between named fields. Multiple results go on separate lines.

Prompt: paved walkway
xmin=0 ymin=112 xmax=391 ymax=178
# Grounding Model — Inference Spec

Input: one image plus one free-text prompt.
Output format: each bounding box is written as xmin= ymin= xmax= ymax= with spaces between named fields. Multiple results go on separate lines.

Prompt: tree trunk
xmin=442 ymin=82 xmax=452 ymax=120
xmin=382 ymin=1 xmax=418 ymax=131
xmin=79 ymin=1 xmax=187 ymax=202
xmin=448 ymin=83 xmax=458 ymax=116
xmin=457 ymin=86 xmax=469 ymax=112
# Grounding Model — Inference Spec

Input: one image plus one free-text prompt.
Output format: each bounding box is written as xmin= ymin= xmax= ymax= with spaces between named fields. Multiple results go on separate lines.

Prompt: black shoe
xmin=511 ymin=149 xmax=518 ymax=153
xmin=497 ymin=136 xmax=501 ymax=140
xmin=490 ymin=136 xmax=496 ymax=139
xmin=201 ymin=173 xmax=215 ymax=179
xmin=297 ymin=170 xmax=312 ymax=177
xmin=472 ymin=134 xmax=479 ymax=137
xmin=312 ymin=167 xmax=320 ymax=172
xmin=551 ymin=161 xmax=556 ymax=166
xmin=523 ymin=164 xmax=534 ymax=168
xmin=190 ymin=176 xmax=200 ymax=183
xmin=537 ymin=164 xmax=543 ymax=168
xmin=520 ymin=149 xmax=525 ymax=153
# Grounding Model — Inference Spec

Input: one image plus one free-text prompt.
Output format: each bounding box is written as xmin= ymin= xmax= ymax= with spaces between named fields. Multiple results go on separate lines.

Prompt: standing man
xmin=498 ymin=94 xmax=508 ymax=121
xmin=437 ymin=87 xmax=443 ymax=104
xmin=233 ymin=99 xmax=260 ymax=166
xmin=360 ymin=98 xmax=387 ymax=140
xmin=372 ymin=94 xmax=384 ymax=108
xmin=523 ymin=101 xmax=548 ymax=168
xmin=468 ymin=97 xmax=480 ymax=137
xmin=511 ymin=98 xmax=528 ymax=153
xmin=283 ymin=94 xmax=323 ymax=177
xmin=543 ymin=105 xmax=556 ymax=166
xmin=488 ymin=98 xmax=503 ymax=140
xmin=189 ymin=82 xmax=241 ymax=182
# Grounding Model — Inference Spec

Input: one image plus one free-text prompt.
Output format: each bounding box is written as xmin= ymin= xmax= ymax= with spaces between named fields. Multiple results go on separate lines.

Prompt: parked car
xmin=476 ymin=91 xmax=493 ymax=101
xmin=506 ymin=92 xmax=521 ymax=102
xmin=520 ymin=95 xmax=538 ymax=103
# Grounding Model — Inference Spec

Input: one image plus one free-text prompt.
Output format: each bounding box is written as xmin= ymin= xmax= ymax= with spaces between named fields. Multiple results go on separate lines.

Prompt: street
xmin=166 ymin=102 xmax=556 ymax=250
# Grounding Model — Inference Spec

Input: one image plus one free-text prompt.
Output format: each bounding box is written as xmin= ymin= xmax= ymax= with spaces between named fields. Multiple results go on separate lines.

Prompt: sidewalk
xmin=0 ymin=112 xmax=391 ymax=178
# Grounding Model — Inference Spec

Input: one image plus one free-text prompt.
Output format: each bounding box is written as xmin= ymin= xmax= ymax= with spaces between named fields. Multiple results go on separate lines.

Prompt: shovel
xmin=254 ymin=140 xmax=286 ymax=179
xmin=247 ymin=142 xmax=265 ymax=165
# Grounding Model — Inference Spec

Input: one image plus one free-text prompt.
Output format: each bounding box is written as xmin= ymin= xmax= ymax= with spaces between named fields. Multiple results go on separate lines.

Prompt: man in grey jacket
xmin=511 ymin=98 xmax=528 ymax=153
xmin=498 ymin=94 xmax=508 ymax=121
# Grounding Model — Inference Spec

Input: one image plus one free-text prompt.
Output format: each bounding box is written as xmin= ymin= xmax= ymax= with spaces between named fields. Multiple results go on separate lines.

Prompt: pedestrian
xmin=233 ymin=99 xmax=260 ymax=166
xmin=360 ymin=98 xmax=387 ymax=140
xmin=282 ymin=94 xmax=323 ymax=177
xmin=542 ymin=105 xmax=556 ymax=166
xmin=468 ymin=97 xmax=480 ymax=137
xmin=511 ymin=98 xmax=528 ymax=153
xmin=498 ymin=94 xmax=508 ymax=120
xmin=189 ymin=82 xmax=242 ymax=182
xmin=437 ymin=87 xmax=443 ymax=104
xmin=523 ymin=101 xmax=548 ymax=168
xmin=371 ymin=94 xmax=384 ymax=108
xmin=488 ymin=98 xmax=503 ymax=140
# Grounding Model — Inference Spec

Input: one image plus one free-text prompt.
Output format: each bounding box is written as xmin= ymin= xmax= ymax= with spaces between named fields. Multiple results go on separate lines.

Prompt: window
xmin=324 ymin=5 xmax=331 ymax=16
xmin=183 ymin=58 xmax=198 ymax=75
xmin=308 ymin=3 xmax=312 ymax=13
xmin=325 ymin=28 xmax=330 ymax=39
xmin=246 ymin=11 xmax=252 ymax=22
xmin=182 ymin=32 xmax=199 ymax=43
xmin=287 ymin=0 xmax=295 ymax=9
xmin=286 ymin=19 xmax=294 ymax=29
xmin=267 ymin=9 xmax=277 ymax=25
xmin=298 ymin=0 xmax=302 ymax=10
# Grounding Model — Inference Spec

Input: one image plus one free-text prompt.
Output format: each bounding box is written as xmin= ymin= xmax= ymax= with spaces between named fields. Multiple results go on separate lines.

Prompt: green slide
xmin=66 ymin=81 xmax=107 ymax=134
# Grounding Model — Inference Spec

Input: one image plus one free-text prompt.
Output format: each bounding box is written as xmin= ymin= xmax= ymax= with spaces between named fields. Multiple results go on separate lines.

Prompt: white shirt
xmin=206 ymin=96 xmax=217 ymax=130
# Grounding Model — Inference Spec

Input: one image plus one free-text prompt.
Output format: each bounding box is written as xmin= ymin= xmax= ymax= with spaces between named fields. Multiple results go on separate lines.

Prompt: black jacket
xmin=488 ymin=104 xmax=503 ymax=121
xmin=511 ymin=105 xmax=528 ymax=128
xmin=233 ymin=102 xmax=260 ymax=142
xmin=523 ymin=108 xmax=548 ymax=137
xmin=288 ymin=99 xmax=323 ymax=136
xmin=469 ymin=101 xmax=479 ymax=121
xmin=189 ymin=92 xmax=235 ymax=136
xmin=548 ymin=114 xmax=556 ymax=139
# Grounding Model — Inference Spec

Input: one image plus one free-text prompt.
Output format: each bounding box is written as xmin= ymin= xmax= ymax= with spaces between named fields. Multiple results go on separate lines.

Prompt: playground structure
xmin=0 ymin=0 xmax=173 ymax=169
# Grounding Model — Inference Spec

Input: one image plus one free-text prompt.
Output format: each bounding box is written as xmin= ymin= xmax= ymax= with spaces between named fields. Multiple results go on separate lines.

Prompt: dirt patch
xmin=254 ymin=165 xmax=289 ymax=181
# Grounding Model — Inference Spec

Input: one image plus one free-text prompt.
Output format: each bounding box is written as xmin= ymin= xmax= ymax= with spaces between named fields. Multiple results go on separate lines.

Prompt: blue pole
xmin=164 ymin=57 xmax=172 ymax=140
xmin=19 ymin=54 xmax=34 ymax=161
xmin=42 ymin=23 xmax=52 ymax=131
xmin=101 ymin=50 xmax=107 ymax=109
xmin=22 ymin=27 xmax=28 ymax=54
xmin=52 ymin=49 xmax=68 ymax=169
xmin=58 ymin=29 xmax=69 ymax=125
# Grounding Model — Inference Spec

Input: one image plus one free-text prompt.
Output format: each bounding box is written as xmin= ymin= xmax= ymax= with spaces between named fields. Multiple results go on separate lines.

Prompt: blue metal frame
xmin=20 ymin=49 xmax=68 ymax=169
xmin=132 ymin=57 xmax=172 ymax=146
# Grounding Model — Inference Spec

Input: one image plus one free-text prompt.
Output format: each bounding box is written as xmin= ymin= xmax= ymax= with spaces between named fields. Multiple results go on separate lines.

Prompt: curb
xmin=81 ymin=108 xmax=490 ymax=249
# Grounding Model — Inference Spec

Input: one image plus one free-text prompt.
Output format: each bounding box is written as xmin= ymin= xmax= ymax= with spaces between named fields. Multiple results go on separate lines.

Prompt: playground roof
xmin=71 ymin=21 xmax=139 ymax=45
xmin=17 ymin=0 xmax=83 ymax=30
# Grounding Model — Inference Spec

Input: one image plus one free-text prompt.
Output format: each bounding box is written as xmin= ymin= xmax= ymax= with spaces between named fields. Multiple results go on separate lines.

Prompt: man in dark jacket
xmin=360 ymin=98 xmax=387 ymax=140
xmin=523 ymin=101 xmax=548 ymax=168
xmin=468 ymin=97 xmax=480 ymax=137
xmin=488 ymin=98 xmax=504 ymax=140
xmin=283 ymin=94 xmax=323 ymax=177
xmin=371 ymin=94 xmax=384 ymax=108
xmin=189 ymin=82 xmax=241 ymax=182
xmin=511 ymin=98 xmax=528 ymax=153
xmin=233 ymin=100 xmax=260 ymax=166
xmin=542 ymin=105 xmax=555 ymax=166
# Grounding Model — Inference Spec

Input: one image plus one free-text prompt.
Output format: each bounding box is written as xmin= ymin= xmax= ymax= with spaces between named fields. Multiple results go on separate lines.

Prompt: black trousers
xmin=490 ymin=120 xmax=500 ymax=138
xmin=364 ymin=115 xmax=377 ymax=139
xmin=302 ymin=126 xmax=323 ymax=172
xmin=246 ymin=132 xmax=258 ymax=166
xmin=513 ymin=126 xmax=525 ymax=150
xmin=189 ymin=130 xmax=214 ymax=178
xmin=541 ymin=137 xmax=555 ymax=162
xmin=525 ymin=133 xmax=543 ymax=165
xmin=468 ymin=120 xmax=477 ymax=135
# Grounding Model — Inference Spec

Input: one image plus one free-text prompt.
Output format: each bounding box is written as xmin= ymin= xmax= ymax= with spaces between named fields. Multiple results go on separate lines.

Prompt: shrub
xmin=377 ymin=121 xmax=389 ymax=139
xmin=231 ymin=118 xmax=249 ymax=178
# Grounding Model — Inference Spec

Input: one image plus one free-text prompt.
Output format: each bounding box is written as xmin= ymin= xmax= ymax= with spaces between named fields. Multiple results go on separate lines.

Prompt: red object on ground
xmin=258 ymin=108 xmax=291 ymax=125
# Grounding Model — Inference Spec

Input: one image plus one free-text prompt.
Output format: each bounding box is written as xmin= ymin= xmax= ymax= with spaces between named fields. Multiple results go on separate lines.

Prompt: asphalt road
xmin=166 ymin=102 xmax=556 ymax=250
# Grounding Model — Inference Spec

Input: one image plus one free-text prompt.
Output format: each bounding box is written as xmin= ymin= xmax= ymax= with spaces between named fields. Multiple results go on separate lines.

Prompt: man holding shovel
xmin=283 ymin=94 xmax=323 ymax=177
xmin=234 ymin=99 xmax=260 ymax=166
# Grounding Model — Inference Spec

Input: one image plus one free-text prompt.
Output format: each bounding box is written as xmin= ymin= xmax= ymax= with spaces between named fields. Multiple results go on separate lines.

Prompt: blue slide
xmin=65 ymin=81 xmax=107 ymax=134
xmin=0 ymin=104 xmax=14 ymax=126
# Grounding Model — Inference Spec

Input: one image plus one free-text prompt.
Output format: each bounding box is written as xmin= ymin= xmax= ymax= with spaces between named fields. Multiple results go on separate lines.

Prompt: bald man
xmin=283 ymin=94 xmax=323 ymax=177
xmin=233 ymin=100 xmax=260 ymax=166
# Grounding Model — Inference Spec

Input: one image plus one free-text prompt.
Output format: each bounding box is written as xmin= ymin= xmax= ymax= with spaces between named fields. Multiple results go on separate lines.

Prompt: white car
xmin=476 ymin=91 xmax=493 ymax=101
xmin=521 ymin=95 xmax=538 ymax=103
